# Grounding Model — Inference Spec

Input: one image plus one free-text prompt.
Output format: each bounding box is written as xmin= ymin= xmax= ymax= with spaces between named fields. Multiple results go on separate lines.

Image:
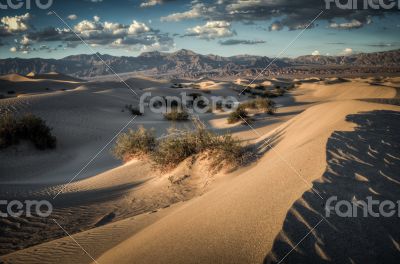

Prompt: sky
xmin=0 ymin=0 xmax=400 ymax=59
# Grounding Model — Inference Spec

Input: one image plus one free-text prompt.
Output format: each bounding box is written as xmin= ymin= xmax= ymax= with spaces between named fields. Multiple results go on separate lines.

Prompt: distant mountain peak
xmin=173 ymin=49 xmax=198 ymax=56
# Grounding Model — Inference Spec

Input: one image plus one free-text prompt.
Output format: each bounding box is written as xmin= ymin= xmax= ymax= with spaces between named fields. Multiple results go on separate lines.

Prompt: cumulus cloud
xmin=219 ymin=39 xmax=265 ymax=45
xmin=340 ymin=48 xmax=353 ymax=56
xmin=68 ymin=14 xmax=78 ymax=20
xmin=161 ymin=3 xmax=215 ymax=22
xmin=140 ymin=0 xmax=162 ymax=7
xmin=10 ymin=46 xmax=17 ymax=52
xmin=311 ymin=50 xmax=320 ymax=56
xmin=329 ymin=19 xmax=363 ymax=30
xmin=269 ymin=22 xmax=283 ymax=31
xmin=24 ymin=16 xmax=173 ymax=52
xmin=185 ymin=21 xmax=235 ymax=40
xmin=161 ymin=0 xmax=390 ymax=31
xmin=0 ymin=13 xmax=31 ymax=36
xmin=20 ymin=35 xmax=32 ymax=46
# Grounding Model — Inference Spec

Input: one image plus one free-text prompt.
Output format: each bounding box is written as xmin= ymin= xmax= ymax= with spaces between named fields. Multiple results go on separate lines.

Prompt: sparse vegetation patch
xmin=0 ymin=114 xmax=56 ymax=150
xmin=164 ymin=108 xmax=189 ymax=121
xmin=227 ymin=106 xmax=249 ymax=124
xmin=112 ymin=121 xmax=249 ymax=170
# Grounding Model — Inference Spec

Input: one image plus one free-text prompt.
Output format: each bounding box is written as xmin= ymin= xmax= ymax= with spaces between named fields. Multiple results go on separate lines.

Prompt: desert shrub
xmin=113 ymin=121 xmax=248 ymax=170
xmin=112 ymin=126 xmax=155 ymax=160
xmin=0 ymin=114 xmax=56 ymax=150
xmin=151 ymin=132 xmax=197 ymax=167
xmin=254 ymin=85 xmax=265 ymax=90
xmin=152 ymin=124 xmax=247 ymax=169
xmin=164 ymin=109 xmax=189 ymax=121
xmin=275 ymin=88 xmax=286 ymax=96
xmin=254 ymin=98 xmax=276 ymax=114
xmin=241 ymin=100 xmax=257 ymax=109
xmin=125 ymin=104 xmax=143 ymax=116
xmin=18 ymin=114 xmax=56 ymax=150
xmin=7 ymin=90 xmax=15 ymax=95
xmin=241 ymin=98 xmax=276 ymax=115
xmin=0 ymin=94 xmax=4 ymax=99
xmin=227 ymin=106 xmax=248 ymax=124
xmin=0 ymin=114 xmax=20 ymax=148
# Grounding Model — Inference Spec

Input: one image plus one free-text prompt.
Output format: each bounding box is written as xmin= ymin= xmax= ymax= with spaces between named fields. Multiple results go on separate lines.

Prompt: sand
xmin=1 ymin=75 xmax=399 ymax=263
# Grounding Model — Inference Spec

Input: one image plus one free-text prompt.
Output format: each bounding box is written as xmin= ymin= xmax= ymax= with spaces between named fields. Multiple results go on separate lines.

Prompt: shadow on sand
xmin=265 ymin=110 xmax=400 ymax=264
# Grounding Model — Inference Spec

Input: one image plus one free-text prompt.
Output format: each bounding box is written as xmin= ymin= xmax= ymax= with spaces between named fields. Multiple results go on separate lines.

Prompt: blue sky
xmin=0 ymin=0 xmax=399 ymax=59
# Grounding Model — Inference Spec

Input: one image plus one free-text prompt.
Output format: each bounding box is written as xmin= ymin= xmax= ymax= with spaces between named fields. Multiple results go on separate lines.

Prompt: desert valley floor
xmin=0 ymin=73 xmax=399 ymax=263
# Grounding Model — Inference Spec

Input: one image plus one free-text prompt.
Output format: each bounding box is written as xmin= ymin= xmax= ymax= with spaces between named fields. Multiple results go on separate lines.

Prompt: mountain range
xmin=1 ymin=49 xmax=399 ymax=78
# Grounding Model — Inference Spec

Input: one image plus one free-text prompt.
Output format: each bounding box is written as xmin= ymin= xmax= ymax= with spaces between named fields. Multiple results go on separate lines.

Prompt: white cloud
xmin=67 ymin=14 xmax=78 ymax=20
xmin=128 ymin=20 xmax=150 ymax=34
xmin=74 ymin=19 xmax=101 ymax=32
xmin=20 ymin=35 xmax=31 ymax=46
xmin=0 ymin=13 xmax=31 ymax=34
xmin=140 ymin=0 xmax=162 ymax=7
xmin=186 ymin=21 xmax=235 ymax=39
xmin=329 ymin=19 xmax=363 ymax=30
xmin=340 ymin=48 xmax=353 ymax=56
xmin=10 ymin=47 xmax=17 ymax=52
xmin=311 ymin=50 xmax=320 ymax=56
xmin=93 ymin=15 xmax=100 ymax=22
xmin=269 ymin=22 xmax=283 ymax=31
xmin=161 ymin=3 xmax=215 ymax=22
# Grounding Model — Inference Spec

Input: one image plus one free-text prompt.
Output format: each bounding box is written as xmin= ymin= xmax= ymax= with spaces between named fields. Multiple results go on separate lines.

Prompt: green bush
xmin=164 ymin=109 xmax=189 ymax=121
xmin=112 ymin=126 xmax=155 ymax=160
xmin=0 ymin=114 xmax=56 ymax=150
xmin=227 ymin=106 xmax=248 ymax=124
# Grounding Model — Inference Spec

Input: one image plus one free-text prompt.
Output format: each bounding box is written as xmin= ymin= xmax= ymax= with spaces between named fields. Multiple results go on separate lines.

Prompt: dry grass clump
xmin=125 ymin=104 xmax=143 ymax=116
xmin=112 ymin=126 xmax=155 ymax=161
xmin=164 ymin=108 xmax=189 ymax=121
xmin=227 ymin=106 xmax=249 ymax=124
xmin=243 ymin=98 xmax=276 ymax=114
xmin=0 ymin=114 xmax=56 ymax=150
xmin=112 ymin=121 xmax=248 ymax=170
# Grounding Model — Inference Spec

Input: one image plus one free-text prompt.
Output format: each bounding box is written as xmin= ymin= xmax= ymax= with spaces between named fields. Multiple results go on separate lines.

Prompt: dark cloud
xmin=219 ymin=39 xmax=266 ymax=45
xmin=161 ymin=0 xmax=396 ymax=31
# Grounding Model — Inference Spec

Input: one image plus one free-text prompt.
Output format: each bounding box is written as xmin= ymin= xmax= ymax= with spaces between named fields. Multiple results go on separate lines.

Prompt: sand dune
xmin=91 ymin=100 xmax=399 ymax=264
xmin=1 ymin=76 xmax=399 ymax=263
